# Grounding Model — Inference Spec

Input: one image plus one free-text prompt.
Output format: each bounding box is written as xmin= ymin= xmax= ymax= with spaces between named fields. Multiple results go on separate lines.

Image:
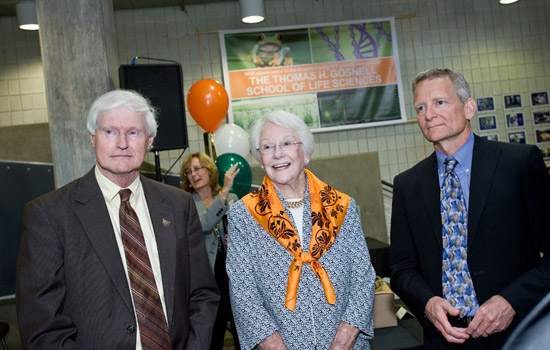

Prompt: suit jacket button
xmin=127 ymin=325 xmax=136 ymax=334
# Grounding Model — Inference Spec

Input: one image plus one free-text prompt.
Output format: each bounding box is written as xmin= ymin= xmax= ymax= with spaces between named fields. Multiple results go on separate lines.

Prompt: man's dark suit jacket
xmin=390 ymin=135 xmax=550 ymax=349
xmin=16 ymin=169 xmax=220 ymax=349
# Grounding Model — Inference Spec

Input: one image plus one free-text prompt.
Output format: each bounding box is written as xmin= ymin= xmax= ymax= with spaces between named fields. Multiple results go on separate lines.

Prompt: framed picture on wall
xmin=533 ymin=110 xmax=550 ymax=125
xmin=219 ymin=18 xmax=408 ymax=133
xmin=508 ymin=131 xmax=526 ymax=144
xmin=476 ymin=97 xmax=495 ymax=112
xmin=531 ymin=91 xmax=549 ymax=106
xmin=481 ymin=134 xmax=499 ymax=141
xmin=479 ymin=115 xmax=497 ymax=131
xmin=504 ymin=94 xmax=522 ymax=109
xmin=540 ymin=148 xmax=550 ymax=171
xmin=506 ymin=112 xmax=524 ymax=128
xmin=535 ymin=128 xmax=550 ymax=144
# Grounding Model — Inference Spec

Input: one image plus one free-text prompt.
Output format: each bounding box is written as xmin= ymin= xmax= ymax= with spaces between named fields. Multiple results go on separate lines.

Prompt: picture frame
xmin=533 ymin=110 xmax=550 ymax=125
xmin=540 ymin=148 xmax=550 ymax=171
xmin=478 ymin=115 xmax=497 ymax=131
xmin=219 ymin=18 xmax=407 ymax=133
xmin=506 ymin=112 xmax=524 ymax=128
xmin=504 ymin=94 xmax=522 ymax=109
xmin=531 ymin=91 xmax=549 ymax=106
xmin=535 ymin=128 xmax=550 ymax=144
xmin=508 ymin=131 xmax=526 ymax=144
xmin=481 ymin=134 xmax=499 ymax=142
xmin=476 ymin=97 xmax=495 ymax=112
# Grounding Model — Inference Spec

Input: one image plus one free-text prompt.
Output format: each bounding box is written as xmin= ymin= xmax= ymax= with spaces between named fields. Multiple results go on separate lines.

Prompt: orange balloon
xmin=187 ymin=79 xmax=229 ymax=132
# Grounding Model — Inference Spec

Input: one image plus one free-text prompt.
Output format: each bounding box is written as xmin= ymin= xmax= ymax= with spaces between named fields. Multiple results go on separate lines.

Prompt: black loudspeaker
xmin=119 ymin=64 xmax=188 ymax=151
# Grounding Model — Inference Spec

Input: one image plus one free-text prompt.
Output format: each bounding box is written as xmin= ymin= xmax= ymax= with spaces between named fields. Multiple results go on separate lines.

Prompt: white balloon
xmin=213 ymin=123 xmax=250 ymax=158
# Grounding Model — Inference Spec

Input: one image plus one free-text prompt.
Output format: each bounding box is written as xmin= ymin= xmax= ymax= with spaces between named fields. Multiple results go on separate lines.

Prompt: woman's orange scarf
xmin=242 ymin=169 xmax=349 ymax=311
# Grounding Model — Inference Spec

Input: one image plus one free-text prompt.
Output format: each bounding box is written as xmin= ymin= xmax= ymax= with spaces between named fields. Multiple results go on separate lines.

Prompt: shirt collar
xmin=436 ymin=132 xmax=474 ymax=170
xmin=94 ymin=165 xmax=142 ymax=203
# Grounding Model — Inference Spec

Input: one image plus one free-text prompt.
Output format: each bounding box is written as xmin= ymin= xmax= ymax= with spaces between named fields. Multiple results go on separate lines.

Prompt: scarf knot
xmin=242 ymin=169 xmax=350 ymax=311
xmin=297 ymin=252 xmax=313 ymax=263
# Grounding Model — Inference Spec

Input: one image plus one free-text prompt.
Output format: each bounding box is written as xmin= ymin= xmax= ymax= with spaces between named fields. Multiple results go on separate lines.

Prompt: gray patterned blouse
xmin=226 ymin=184 xmax=375 ymax=350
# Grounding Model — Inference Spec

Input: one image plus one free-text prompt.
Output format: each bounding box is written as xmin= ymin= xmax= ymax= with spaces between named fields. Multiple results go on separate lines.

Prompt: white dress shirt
xmin=95 ymin=166 xmax=168 ymax=350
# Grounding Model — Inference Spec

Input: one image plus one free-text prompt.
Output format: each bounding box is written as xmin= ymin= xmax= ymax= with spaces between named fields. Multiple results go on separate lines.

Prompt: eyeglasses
xmin=184 ymin=166 xmax=205 ymax=177
xmin=257 ymin=141 xmax=303 ymax=155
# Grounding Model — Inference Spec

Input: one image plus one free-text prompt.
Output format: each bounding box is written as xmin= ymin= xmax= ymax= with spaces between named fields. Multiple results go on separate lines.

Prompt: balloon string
xmin=210 ymin=133 xmax=217 ymax=159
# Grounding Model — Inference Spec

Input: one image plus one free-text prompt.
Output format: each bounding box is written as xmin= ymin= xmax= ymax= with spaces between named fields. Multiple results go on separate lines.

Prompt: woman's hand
xmin=330 ymin=322 xmax=359 ymax=350
xmin=257 ymin=331 xmax=287 ymax=350
xmin=220 ymin=163 xmax=240 ymax=202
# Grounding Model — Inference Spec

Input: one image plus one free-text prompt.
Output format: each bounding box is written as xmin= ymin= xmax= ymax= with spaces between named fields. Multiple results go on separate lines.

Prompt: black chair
xmin=0 ymin=321 xmax=9 ymax=350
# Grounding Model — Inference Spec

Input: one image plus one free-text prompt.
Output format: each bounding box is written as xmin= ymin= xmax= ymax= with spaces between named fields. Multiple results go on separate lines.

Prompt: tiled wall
xmin=0 ymin=16 xmax=47 ymax=126
xmin=1 ymin=0 xmax=549 ymax=184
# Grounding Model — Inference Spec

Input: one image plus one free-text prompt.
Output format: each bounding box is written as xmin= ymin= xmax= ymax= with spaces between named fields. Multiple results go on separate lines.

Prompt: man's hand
xmin=425 ymin=296 xmax=469 ymax=343
xmin=330 ymin=321 xmax=360 ymax=350
xmin=466 ymin=295 xmax=515 ymax=338
xmin=257 ymin=331 xmax=287 ymax=350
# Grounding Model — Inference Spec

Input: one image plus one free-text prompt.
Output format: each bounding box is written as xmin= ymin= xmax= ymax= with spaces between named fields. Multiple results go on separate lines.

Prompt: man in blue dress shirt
xmin=390 ymin=68 xmax=550 ymax=349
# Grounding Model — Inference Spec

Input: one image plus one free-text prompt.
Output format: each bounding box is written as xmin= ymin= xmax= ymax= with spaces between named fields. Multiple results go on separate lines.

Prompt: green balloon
xmin=215 ymin=152 xmax=253 ymax=199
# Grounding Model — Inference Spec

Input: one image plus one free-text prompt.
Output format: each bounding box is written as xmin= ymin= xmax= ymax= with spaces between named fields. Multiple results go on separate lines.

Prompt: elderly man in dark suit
xmin=16 ymin=90 xmax=219 ymax=349
xmin=390 ymin=68 xmax=550 ymax=349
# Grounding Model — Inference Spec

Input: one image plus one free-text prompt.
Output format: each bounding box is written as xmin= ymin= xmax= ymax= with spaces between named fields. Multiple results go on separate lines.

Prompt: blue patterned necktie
xmin=441 ymin=157 xmax=478 ymax=318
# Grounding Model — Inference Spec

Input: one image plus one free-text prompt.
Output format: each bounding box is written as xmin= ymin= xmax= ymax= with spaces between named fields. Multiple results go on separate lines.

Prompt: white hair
xmin=86 ymin=90 xmax=157 ymax=137
xmin=249 ymin=110 xmax=314 ymax=161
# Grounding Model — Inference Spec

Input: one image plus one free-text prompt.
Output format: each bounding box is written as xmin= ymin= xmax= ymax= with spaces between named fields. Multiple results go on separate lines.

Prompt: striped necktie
xmin=119 ymin=189 xmax=172 ymax=350
xmin=440 ymin=157 xmax=478 ymax=318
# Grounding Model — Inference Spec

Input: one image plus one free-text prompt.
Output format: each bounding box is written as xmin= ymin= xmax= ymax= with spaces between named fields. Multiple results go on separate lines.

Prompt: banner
xmin=219 ymin=18 xmax=407 ymax=132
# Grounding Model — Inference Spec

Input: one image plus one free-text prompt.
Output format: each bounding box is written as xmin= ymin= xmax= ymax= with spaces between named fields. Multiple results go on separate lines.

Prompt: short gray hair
xmin=249 ymin=110 xmax=314 ymax=162
xmin=412 ymin=68 xmax=471 ymax=103
xmin=86 ymin=90 xmax=158 ymax=137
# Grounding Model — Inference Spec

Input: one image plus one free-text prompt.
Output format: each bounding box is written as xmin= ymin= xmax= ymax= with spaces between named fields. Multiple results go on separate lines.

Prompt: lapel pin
xmin=162 ymin=218 xmax=171 ymax=227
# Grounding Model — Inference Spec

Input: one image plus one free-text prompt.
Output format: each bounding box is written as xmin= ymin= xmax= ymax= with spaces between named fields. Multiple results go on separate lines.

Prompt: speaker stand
xmin=154 ymin=150 xmax=161 ymax=181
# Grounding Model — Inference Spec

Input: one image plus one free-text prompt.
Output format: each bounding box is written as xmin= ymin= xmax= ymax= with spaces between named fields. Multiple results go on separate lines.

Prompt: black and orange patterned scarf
xmin=242 ymin=169 xmax=350 ymax=311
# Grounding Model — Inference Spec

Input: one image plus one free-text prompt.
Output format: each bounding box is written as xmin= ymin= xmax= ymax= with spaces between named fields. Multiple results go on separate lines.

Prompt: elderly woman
xmin=180 ymin=152 xmax=240 ymax=350
xmin=226 ymin=111 xmax=375 ymax=349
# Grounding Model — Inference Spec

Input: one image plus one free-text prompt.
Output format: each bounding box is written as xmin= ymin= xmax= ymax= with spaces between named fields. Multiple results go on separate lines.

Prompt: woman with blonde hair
xmin=180 ymin=152 xmax=240 ymax=349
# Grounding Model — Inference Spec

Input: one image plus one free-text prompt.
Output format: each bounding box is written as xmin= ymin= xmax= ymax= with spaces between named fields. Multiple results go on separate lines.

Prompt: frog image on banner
xmin=249 ymin=33 xmax=293 ymax=68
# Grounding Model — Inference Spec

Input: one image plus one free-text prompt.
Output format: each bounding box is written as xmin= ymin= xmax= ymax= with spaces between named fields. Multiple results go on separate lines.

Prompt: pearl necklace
xmin=286 ymin=197 xmax=305 ymax=209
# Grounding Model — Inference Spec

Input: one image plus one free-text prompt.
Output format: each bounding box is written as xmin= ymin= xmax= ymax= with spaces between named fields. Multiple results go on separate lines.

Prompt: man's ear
xmin=464 ymin=98 xmax=477 ymax=121
xmin=147 ymin=136 xmax=154 ymax=150
xmin=90 ymin=134 xmax=96 ymax=148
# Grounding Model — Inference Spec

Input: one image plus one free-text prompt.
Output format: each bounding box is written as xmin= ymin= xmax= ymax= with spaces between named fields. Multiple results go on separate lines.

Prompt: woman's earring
xmin=305 ymin=158 xmax=310 ymax=165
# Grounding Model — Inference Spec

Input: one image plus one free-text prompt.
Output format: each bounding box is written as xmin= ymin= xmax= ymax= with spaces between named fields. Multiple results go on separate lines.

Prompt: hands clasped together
xmin=256 ymin=322 xmax=359 ymax=350
xmin=425 ymin=295 xmax=516 ymax=343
